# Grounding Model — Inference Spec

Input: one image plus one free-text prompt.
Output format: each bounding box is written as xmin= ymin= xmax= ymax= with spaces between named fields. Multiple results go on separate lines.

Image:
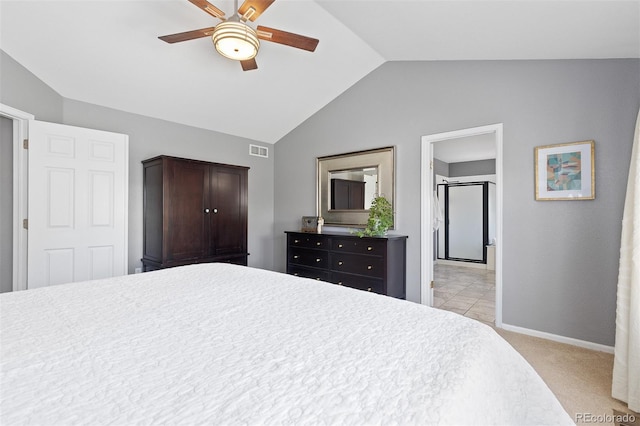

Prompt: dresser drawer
xmin=332 ymin=272 xmax=383 ymax=294
xmin=332 ymin=237 xmax=386 ymax=255
xmin=285 ymin=231 xmax=407 ymax=299
xmin=288 ymin=248 xmax=328 ymax=269
xmin=330 ymin=253 xmax=384 ymax=278
xmin=288 ymin=265 xmax=330 ymax=282
xmin=288 ymin=233 xmax=328 ymax=249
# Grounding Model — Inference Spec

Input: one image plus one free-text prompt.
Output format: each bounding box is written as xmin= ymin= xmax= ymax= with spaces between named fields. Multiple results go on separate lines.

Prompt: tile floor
xmin=433 ymin=263 xmax=496 ymax=326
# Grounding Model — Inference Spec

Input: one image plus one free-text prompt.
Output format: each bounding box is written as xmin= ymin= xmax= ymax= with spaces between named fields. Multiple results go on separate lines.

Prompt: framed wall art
xmin=534 ymin=140 xmax=595 ymax=201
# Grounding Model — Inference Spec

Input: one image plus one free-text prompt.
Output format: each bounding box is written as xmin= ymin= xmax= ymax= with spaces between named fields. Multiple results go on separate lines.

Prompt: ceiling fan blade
xmin=158 ymin=27 xmax=216 ymax=43
xmin=188 ymin=0 xmax=225 ymax=19
xmin=256 ymin=26 xmax=319 ymax=52
xmin=241 ymin=58 xmax=258 ymax=71
xmin=238 ymin=0 xmax=274 ymax=21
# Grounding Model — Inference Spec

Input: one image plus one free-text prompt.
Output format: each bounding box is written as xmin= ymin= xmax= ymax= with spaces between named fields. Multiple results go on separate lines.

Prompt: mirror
xmin=317 ymin=146 xmax=395 ymax=227
xmin=329 ymin=167 xmax=378 ymax=210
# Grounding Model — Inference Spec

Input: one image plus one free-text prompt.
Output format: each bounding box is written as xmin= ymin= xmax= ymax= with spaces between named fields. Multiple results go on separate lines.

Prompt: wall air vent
xmin=249 ymin=144 xmax=269 ymax=158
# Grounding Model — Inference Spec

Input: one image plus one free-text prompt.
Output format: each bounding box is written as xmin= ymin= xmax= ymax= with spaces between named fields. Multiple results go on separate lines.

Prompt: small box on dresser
xmin=285 ymin=231 xmax=407 ymax=299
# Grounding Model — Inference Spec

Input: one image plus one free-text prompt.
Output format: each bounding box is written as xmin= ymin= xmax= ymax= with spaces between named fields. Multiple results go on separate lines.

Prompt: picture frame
xmin=301 ymin=216 xmax=319 ymax=233
xmin=534 ymin=140 xmax=595 ymax=201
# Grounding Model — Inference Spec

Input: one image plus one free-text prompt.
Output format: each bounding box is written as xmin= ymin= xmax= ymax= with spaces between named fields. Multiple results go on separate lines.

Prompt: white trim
xmin=500 ymin=323 xmax=614 ymax=354
xmin=0 ymin=103 xmax=34 ymax=292
xmin=419 ymin=139 xmax=433 ymax=306
xmin=420 ymin=124 xmax=503 ymax=328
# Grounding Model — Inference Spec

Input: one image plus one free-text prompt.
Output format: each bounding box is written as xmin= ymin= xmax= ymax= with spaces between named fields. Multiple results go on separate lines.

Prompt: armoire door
xmin=331 ymin=179 xmax=366 ymax=210
xmin=209 ymin=166 xmax=247 ymax=255
xmin=165 ymin=159 xmax=210 ymax=261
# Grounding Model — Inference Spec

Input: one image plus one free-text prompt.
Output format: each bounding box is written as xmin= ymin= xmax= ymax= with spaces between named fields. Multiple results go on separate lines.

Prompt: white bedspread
xmin=1 ymin=264 xmax=572 ymax=425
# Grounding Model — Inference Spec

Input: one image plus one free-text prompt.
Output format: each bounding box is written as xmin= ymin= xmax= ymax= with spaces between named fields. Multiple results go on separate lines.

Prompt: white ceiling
xmin=1 ymin=1 xmax=639 ymax=146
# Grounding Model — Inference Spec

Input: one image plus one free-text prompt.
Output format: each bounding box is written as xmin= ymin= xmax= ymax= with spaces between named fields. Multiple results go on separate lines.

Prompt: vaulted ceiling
xmin=1 ymin=1 xmax=638 ymax=144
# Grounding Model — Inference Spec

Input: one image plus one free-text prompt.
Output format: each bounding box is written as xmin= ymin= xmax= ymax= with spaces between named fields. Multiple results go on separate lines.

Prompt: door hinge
xmin=23 ymin=139 xmax=28 ymax=149
xmin=23 ymin=219 xmax=28 ymax=230
xmin=430 ymin=280 xmax=435 ymax=289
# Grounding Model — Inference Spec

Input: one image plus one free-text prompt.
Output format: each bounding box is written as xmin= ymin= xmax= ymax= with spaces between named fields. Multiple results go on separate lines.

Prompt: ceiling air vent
xmin=249 ymin=144 xmax=268 ymax=158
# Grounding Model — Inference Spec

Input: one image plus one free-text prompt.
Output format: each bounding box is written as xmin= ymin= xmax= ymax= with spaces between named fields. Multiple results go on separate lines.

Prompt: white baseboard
xmin=499 ymin=323 xmax=614 ymax=354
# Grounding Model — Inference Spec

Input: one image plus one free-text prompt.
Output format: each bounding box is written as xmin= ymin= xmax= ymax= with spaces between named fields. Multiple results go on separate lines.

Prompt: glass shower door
xmin=448 ymin=184 xmax=484 ymax=261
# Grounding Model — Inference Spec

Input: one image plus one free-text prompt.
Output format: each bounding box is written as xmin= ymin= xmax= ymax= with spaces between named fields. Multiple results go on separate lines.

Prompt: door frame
xmin=420 ymin=123 xmax=504 ymax=328
xmin=0 ymin=103 xmax=34 ymax=292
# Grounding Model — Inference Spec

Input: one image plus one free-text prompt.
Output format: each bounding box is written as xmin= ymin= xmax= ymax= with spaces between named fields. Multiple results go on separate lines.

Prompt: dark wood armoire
xmin=141 ymin=155 xmax=249 ymax=271
xmin=330 ymin=178 xmax=365 ymax=210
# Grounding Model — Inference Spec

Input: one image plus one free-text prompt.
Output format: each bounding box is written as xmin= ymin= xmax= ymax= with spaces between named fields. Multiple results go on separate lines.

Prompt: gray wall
xmin=450 ymin=159 xmax=496 ymax=177
xmin=275 ymin=59 xmax=640 ymax=346
xmin=63 ymin=100 xmax=275 ymax=272
xmin=434 ymin=158 xmax=449 ymax=179
xmin=1 ymin=50 xmax=276 ymax=274
xmin=0 ymin=116 xmax=12 ymax=293
xmin=0 ymin=50 xmax=63 ymax=123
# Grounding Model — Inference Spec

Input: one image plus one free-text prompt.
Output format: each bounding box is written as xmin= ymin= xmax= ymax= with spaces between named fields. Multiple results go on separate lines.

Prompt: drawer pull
xmin=316 ymin=242 xmax=322 ymax=246
xmin=338 ymin=244 xmax=343 ymax=248
xmin=294 ymin=273 xmax=299 ymax=276
xmin=367 ymin=265 xmax=373 ymax=270
xmin=338 ymin=281 xmax=343 ymax=285
xmin=367 ymin=287 xmax=372 ymax=292
xmin=316 ymin=277 xmax=321 ymax=281
xmin=293 ymin=255 xmax=299 ymax=259
xmin=367 ymin=246 xmax=373 ymax=251
xmin=338 ymin=261 xmax=343 ymax=266
xmin=294 ymin=239 xmax=300 ymax=243
xmin=316 ymin=258 xmax=322 ymax=262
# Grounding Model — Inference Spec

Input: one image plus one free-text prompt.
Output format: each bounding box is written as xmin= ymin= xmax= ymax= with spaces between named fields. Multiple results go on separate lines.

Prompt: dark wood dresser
xmin=285 ymin=231 xmax=407 ymax=299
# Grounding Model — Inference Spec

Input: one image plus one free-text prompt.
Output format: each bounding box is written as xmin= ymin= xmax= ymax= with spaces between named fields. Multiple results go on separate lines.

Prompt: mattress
xmin=1 ymin=263 xmax=573 ymax=425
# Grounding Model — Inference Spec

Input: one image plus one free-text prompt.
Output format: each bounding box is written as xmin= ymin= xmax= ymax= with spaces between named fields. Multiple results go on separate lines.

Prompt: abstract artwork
xmin=535 ymin=140 xmax=595 ymax=200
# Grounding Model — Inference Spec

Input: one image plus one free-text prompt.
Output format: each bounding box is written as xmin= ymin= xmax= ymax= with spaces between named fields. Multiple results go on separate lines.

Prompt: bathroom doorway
xmin=420 ymin=124 xmax=503 ymax=327
xmin=1 ymin=116 xmax=13 ymax=293
xmin=1 ymin=103 xmax=34 ymax=293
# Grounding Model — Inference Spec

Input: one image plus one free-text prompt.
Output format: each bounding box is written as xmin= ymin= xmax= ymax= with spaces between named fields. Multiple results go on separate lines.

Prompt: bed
xmin=1 ymin=263 xmax=572 ymax=425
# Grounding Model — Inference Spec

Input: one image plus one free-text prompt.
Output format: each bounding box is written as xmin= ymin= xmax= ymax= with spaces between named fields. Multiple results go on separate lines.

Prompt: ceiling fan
xmin=159 ymin=0 xmax=319 ymax=71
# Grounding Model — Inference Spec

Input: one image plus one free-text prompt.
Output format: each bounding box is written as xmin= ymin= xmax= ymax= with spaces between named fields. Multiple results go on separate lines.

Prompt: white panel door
xmin=28 ymin=120 xmax=128 ymax=288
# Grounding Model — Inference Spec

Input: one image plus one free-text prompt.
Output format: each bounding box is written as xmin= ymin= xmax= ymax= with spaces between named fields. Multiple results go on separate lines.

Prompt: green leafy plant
xmin=356 ymin=196 xmax=393 ymax=237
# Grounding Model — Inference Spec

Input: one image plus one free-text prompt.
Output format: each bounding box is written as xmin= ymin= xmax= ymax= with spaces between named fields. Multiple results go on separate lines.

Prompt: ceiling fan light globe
xmin=212 ymin=21 xmax=259 ymax=61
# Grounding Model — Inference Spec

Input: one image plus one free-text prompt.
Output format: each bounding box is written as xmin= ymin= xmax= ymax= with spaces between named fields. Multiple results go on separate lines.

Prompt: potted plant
xmin=357 ymin=196 xmax=393 ymax=237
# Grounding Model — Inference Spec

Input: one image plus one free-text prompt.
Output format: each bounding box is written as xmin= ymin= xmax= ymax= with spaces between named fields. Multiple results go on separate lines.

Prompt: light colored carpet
xmin=496 ymin=328 xmax=638 ymax=426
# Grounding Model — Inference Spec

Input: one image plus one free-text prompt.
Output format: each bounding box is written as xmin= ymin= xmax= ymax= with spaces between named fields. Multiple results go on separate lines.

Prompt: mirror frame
xmin=317 ymin=146 xmax=395 ymax=227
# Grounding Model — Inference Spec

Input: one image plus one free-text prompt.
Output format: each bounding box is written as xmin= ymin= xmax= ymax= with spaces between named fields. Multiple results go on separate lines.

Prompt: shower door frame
xmin=437 ymin=181 xmax=490 ymax=264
